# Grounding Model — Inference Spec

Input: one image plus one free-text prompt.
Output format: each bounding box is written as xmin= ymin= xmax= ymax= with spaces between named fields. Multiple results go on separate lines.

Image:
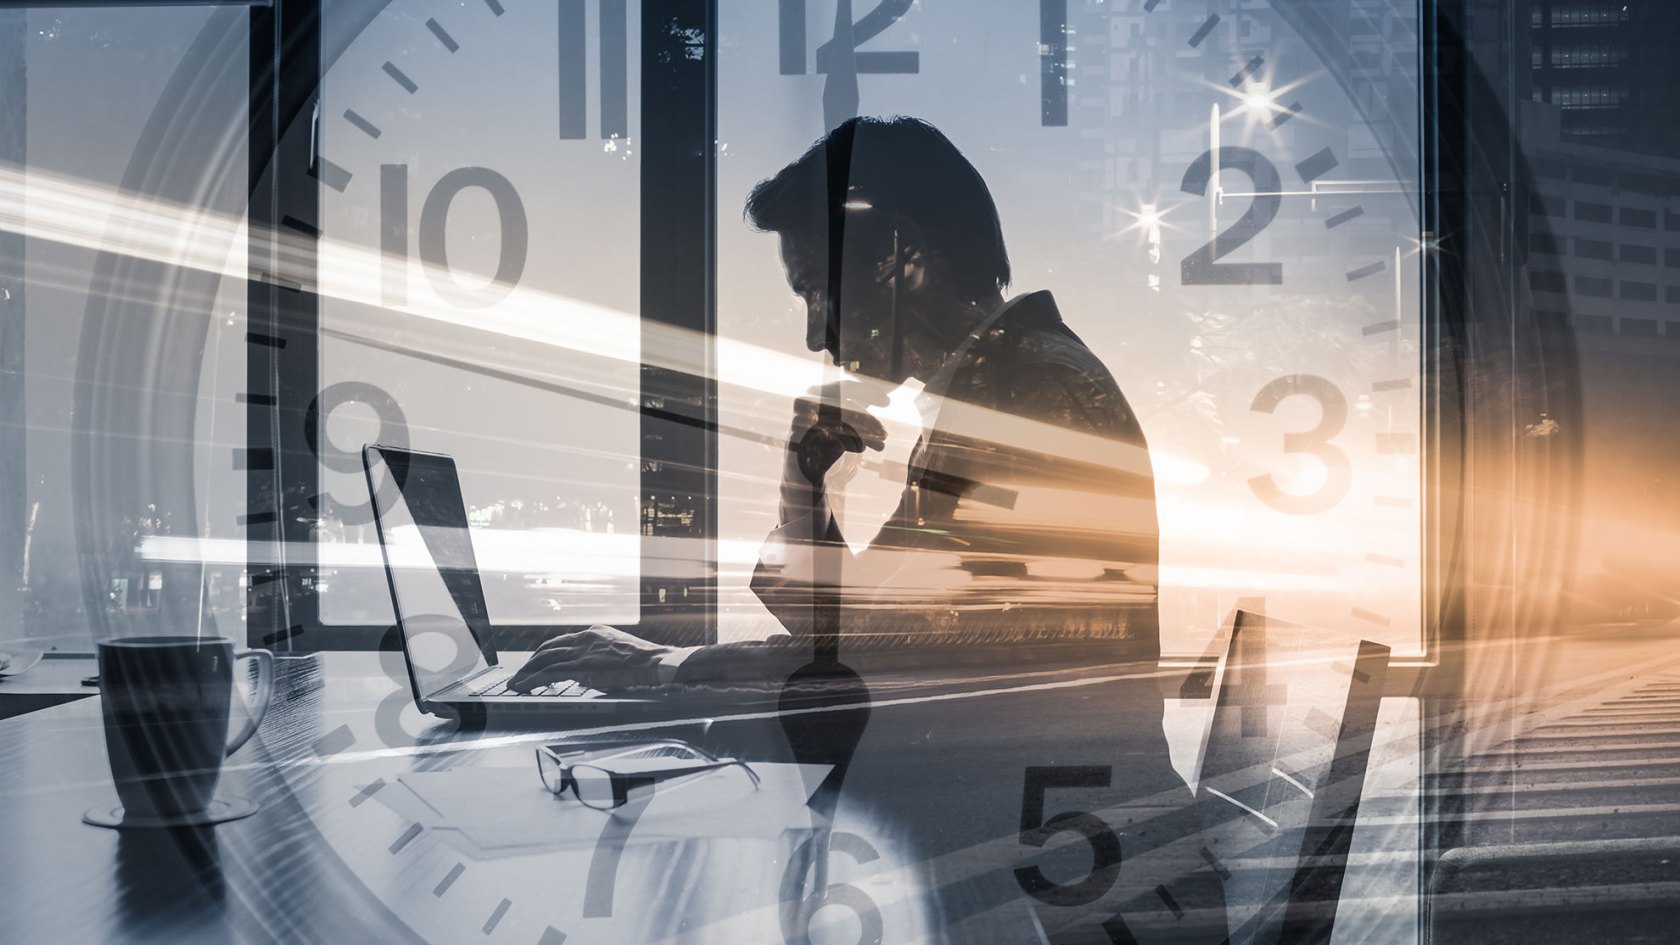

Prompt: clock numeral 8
xmin=1247 ymin=374 xmax=1352 ymax=515
xmin=380 ymin=163 xmax=529 ymax=310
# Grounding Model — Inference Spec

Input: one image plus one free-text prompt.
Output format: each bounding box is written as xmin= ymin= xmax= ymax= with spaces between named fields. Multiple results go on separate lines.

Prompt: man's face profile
xmin=777 ymin=231 xmax=901 ymax=380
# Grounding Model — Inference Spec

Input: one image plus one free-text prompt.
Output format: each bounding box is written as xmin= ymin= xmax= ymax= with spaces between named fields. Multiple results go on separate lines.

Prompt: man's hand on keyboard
xmin=508 ymin=624 xmax=672 ymax=693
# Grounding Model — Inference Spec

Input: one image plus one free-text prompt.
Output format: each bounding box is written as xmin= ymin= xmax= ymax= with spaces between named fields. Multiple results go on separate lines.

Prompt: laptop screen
xmin=365 ymin=446 xmax=497 ymax=699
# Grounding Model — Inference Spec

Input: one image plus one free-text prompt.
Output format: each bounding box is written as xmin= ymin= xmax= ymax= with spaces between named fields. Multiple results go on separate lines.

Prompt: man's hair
xmin=744 ymin=116 xmax=1011 ymax=297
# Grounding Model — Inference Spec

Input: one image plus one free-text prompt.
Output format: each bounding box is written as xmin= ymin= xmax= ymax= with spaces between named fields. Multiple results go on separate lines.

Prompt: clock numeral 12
xmin=779 ymin=0 xmax=918 ymax=75
xmin=380 ymin=164 xmax=529 ymax=310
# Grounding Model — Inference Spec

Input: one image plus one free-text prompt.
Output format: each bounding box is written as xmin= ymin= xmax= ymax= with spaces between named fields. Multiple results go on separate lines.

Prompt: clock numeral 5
xmin=1248 ymin=374 xmax=1352 ymax=515
xmin=380 ymin=164 xmax=529 ymax=310
xmin=1015 ymin=765 xmax=1122 ymax=907
xmin=780 ymin=0 xmax=919 ymax=76
xmin=1179 ymin=146 xmax=1284 ymax=285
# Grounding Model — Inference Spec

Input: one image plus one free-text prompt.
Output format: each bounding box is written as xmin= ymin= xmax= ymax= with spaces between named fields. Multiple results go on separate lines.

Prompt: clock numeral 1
xmin=379 ymin=164 xmax=529 ymax=310
xmin=780 ymin=0 xmax=919 ymax=76
xmin=1040 ymin=0 xmax=1068 ymax=126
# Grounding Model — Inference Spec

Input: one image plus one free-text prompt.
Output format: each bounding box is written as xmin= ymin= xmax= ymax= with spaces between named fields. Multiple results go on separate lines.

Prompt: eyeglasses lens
xmin=571 ymin=764 xmax=621 ymax=810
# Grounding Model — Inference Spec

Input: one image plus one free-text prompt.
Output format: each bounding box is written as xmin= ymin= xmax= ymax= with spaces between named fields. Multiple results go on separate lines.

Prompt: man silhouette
xmin=514 ymin=115 xmax=1162 ymax=685
xmin=514 ymin=117 xmax=1223 ymax=944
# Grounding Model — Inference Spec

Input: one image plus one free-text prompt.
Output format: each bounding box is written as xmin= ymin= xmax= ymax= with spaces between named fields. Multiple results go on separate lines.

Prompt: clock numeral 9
xmin=1014 ymin=766 xmax=1122 ymax=907
xmin=380 ymin=164 xmax=529 ymax=310
xmin=780 ymin=0 xmax=919 ymax=76
xmin=305 ymin=381 xmax=409 ymax=526
xmin=1179 ymin=146 xmax=1284 ymax=285
xmin=1247 ymin=374 xmax=1352 ymax=515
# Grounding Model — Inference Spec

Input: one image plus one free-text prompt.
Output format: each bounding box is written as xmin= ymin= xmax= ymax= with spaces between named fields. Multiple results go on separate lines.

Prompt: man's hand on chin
xmin=508 ymin=624 xmax=674 ymax=693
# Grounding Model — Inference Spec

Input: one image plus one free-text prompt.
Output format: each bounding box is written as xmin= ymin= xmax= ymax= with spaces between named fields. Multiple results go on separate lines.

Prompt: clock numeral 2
xmin=1248 ymin=375 xmax=1352 ymax=515
xmin=780 ymin=0 xmax=919 ymax=76
xmin=1179 ymin=146 xmax=1284 ymax=285
xmin=380 ymin=164 xmax=529 ymax=310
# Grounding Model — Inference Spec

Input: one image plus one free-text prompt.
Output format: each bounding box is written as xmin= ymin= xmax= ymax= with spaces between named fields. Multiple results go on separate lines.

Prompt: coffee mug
xmin=97 ymin=636 xmax=274 ymax=822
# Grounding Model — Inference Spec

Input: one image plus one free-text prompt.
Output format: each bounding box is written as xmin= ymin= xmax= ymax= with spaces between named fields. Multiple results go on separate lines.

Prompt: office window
xmin=1551 ymin=85 xmax=1628 ymax=109
xmin=1531 ymin=232 xmax=1562 ymax=255
xmin=1667 ymin=285 xmax=1680 ymax=303
xmin=1575 ymin=201 xmax=1614 ymax=223
xmin=1621 ymin=207 xmax=1658 ymax=229
xmin=300 ymin=3 xmax=647 ymax=631
xmin=1621 ymin=317 xmax=1659 ymax=336
xmin=1665 ymin=248 xmax=1680 ymax=268
xmin=1621 ymin=280 xmax=1659 ymax=302
xmin=1574 ymin=237 xmax=1613 ymax=260
xmin=5 ymin=8 xmax=249 ymax=650
xmin=1620 ymin=244 xmax=1657 ymax=265
xmin=1577 ymin=275 xmax=1614 ymax=297
xmin=1531 ymin=270 xmax=1569 ymax=293
xmin=1668 ymin=211 xmax=1680 ymax=232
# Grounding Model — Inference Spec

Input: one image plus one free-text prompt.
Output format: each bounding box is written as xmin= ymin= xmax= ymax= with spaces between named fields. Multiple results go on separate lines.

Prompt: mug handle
xmin=226 ymin=648 xmax=275 ymax=757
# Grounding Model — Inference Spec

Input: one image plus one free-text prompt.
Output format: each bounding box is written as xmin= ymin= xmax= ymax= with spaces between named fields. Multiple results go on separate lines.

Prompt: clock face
xmin=168 ymin=1 xmax=1428 ymax=942
xmin=713 ymin=0 xmax=1425 ymax=659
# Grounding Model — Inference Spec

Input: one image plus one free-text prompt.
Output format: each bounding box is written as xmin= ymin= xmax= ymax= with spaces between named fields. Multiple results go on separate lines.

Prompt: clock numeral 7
xmin=380 ymin=164 xmax=529 ymax=310
xmin=1015 ymin=766 xmax=1122 ymax=907
xmin=1248 ymin=374 xmax=1352 ymax=515
xmin=1179 ymin=146 xmax=1285 ymax=285
xmin=779 ymin=0 xmax=919 ymax=75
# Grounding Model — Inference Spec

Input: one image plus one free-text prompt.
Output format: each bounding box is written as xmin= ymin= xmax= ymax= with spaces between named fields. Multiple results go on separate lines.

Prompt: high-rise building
xmin=1526 ymin=0 xmax=1680 ymax=157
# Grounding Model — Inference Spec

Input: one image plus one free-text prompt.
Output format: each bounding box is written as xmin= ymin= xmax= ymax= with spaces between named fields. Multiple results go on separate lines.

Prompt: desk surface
xmin=0 ymin=652 xmax=1231 ymax=945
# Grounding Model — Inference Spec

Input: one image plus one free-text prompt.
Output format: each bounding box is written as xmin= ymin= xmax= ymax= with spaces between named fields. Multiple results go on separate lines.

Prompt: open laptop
xmin=363 ymin=444 xmax=664 ymax=721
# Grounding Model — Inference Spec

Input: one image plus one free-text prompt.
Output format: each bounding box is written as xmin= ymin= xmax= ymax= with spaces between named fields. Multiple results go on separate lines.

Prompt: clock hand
xmin=823 ymin=0 xmax=859 ymax=130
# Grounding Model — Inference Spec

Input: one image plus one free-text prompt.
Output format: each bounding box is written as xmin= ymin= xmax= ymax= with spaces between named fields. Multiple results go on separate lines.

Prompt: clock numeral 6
xmin=1015 ymin=766 xmax=1122 ymax=907
xmin=1179 ymin=146 xmax=1284 ymax=286
xmin=380 ymin=164 xmax=529 ymax=310
xmin=780 ymin=830 xmax=885 ymax=945
xmin=1247 ymin=374 xmax=1352 ymax=515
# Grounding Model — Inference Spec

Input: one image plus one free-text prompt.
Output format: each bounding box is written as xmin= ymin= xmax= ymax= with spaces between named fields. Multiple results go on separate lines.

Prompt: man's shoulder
xmin=981 ymin=293 xmax=1141 ymax=440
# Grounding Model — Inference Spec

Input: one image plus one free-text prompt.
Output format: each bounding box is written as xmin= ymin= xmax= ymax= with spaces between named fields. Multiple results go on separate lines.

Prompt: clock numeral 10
xmin=380 ymin=164 xmax=529 ymax=310
xmin=779 ymin=0 xmax=919 ymax=76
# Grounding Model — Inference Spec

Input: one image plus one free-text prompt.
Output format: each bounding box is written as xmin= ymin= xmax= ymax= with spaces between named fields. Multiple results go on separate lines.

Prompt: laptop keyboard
xmin=465 ymin=670 xmax=598 ymax=698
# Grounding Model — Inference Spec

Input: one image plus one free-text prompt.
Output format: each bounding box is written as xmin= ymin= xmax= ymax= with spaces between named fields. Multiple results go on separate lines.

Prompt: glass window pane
xmin=4 ymin=8 xmax=249 ymax=650
xmin=312 ymin=1 xmax=642 ymax=628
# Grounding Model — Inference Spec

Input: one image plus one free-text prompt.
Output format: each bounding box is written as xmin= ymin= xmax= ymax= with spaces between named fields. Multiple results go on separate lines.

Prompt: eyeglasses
xmin=535 ymin=738 xmax=761 ymax=810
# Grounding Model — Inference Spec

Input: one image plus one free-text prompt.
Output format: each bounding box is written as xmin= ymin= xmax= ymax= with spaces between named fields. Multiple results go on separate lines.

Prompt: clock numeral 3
xmin=1248 ymin=374 xmax=1352 ymax=515
xmin=380 ymin=163 xmax=529 ymax=310
xmin=1179 ymin=146 xmax=1284 ymax=285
